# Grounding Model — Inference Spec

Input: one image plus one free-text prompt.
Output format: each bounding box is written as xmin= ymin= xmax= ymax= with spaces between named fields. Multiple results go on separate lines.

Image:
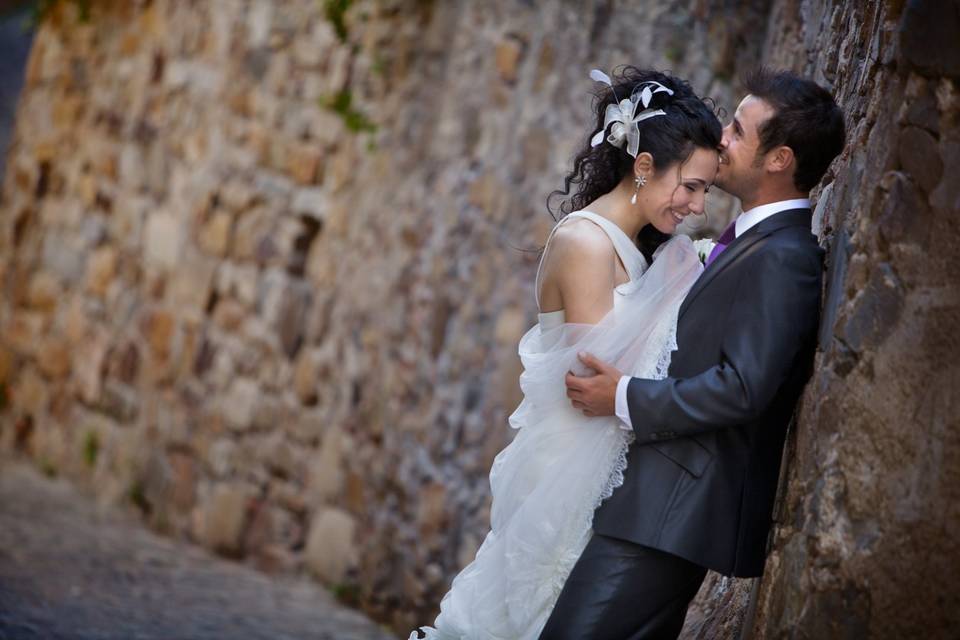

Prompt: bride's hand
xmin=565 ymin=352 xmax=622 ymax=417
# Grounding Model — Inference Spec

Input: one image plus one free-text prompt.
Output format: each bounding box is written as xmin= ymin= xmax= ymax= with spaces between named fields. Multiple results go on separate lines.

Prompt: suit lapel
xmin=679 ymin=209 xmax=813 ymax=320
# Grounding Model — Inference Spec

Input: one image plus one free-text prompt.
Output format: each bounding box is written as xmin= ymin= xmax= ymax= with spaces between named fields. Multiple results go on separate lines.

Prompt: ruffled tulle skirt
xmin=411 ymin=404 xmax=633 ymax=640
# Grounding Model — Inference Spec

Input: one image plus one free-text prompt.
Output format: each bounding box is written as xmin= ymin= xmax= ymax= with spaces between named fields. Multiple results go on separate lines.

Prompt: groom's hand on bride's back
xmin=565 ymin=352 xmax=621 ymax=417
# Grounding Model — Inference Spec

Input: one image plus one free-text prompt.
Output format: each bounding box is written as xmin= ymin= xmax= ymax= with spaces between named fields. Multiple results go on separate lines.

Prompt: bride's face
xmin=642 ymin=147 xmax=719 ymax=235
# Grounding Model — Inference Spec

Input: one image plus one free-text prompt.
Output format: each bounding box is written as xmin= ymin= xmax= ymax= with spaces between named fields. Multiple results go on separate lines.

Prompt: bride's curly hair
xmin=548 ymin=67 xmax=722 ymax=262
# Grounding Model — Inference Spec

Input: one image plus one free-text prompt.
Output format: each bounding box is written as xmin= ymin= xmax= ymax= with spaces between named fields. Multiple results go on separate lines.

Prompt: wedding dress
xmin=411 ymin=211 xmax=703 ymax=640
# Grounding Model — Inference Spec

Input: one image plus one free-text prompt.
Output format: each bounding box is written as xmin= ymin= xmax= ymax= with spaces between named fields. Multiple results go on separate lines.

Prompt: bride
xmin=411 ymin=67 xmax=721 ymax=640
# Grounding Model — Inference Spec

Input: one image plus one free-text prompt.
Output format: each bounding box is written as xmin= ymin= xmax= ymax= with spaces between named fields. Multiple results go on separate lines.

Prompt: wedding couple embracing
xmin=411 ymin=66 xmax=845 ymax=639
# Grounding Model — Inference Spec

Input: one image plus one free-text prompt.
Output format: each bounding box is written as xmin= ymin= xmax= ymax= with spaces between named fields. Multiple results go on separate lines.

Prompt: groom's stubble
xmin=713 ymin=95 xmax=778 ymax=206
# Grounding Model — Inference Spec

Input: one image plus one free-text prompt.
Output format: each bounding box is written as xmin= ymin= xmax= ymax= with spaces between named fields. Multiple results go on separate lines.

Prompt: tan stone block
xmin=219 ymin=178 xmax=258 ymax=212
xmin=242 ymin=500 xmax=274 ymax=557
xmin=74 ymin=329 xmax=108 ymax=403
xmin=227 ymin=88 xmax=252 ymax=116
xmin=305 ymin=244 xmax=336 ymax=287
xmin=5 ymin=266 xmax=29 ymax=308
xmin=307 ymin=426 xmax=347 ymax=501
xmin=259 ymin=272 xmax=310 ymax=358
xmin=325 ymin=147 xmax=355 ymax=194
xmin=36 ymin=336 xmax=71 ymax=379
xmin=287 ymin=143 xmax=323 ymax=185
xmin=118 ymin=145 xmax=147 ymax=192
xmin=468 ymin=171 xmax=506 ymax=213
xmin=175 ymin=322 xmax=200 ymax=380
xmin=417 ymin=482 xmax=448 ymax=537
xmin=533 ymin=40 xmax=554 ymax=92
xmin=34 ymin=141 xmax=58 ymax=163
xmin=246 ymin=121 xmax=270 ymax=161
xmin=168 ymin=451 xmax=197 ymax=513
xmin=26 ymin=272 xmax=61 ymax=311
xmin=78 ymin=174 xmax=98 ymax=208
xmin=139 ymin=2 xmax=165 ymax=38
xmin=94 ymin=150 xmax=119 ymax=181
xmin=144 ymin=211 xmax=183 ymax=269
xmin=260 ymin=432 xmax=298 ymax=478
xmin=215 ymin=262 xmax=259 ymax=307
xmin=293 ymin=38 xmax=324 ymax=67
xmin=141 ymin=308 xmax=176 ymax=359
xmin=5 ymin=313 xmax=46 ymax=356
xmin=494 ymin=306 xmax=526 ymax=344
xmin=231 ymin=209 xmax=271 ymax=262
xmin=212 ymin=298 xmax=246 ymax=331
xmin=521 ymin=126 xmax=551 ymax=174
xmin=290 ymin=187 xmax=327 ymax=221
xmin=304 ymin=507 xmax=358 ymax=584
xmin=222 ymin=377 xmax=258 ymax=431
xmin=495 ymin=37 xmax=524 ymax=83
xmin=207 ymin=438 xmax=238 ymax=478
xmin=119 ymin=31 xmax=139 ymax=56
xmin=0 ymin=345 xmax=12 ymax=385
xmin=255 ymin=544 xmax=300 ymax=575
xmin=293 ymin=348 xmax=319 ymax=404
xmin=267 ymin=136 xmax=293 ymax=175
xmin=85 ymin=246 xmax=118 ymax=298
xmin=64 ymin=295 xmax=88 ymax=344
xmin=343 ymin=471 xmax=366 ymax=513
xmin=13 ymin=367 xmax=47 ymax=415
xmin=200 ymin=483 xmax=252 ymax=555
xmin=168 ymin=256 xmax=216 ymax=316
xmin=251 ymin=388 xmax=297 ymax=429
xmin=198 ymin=210 xmax=232 ymax=257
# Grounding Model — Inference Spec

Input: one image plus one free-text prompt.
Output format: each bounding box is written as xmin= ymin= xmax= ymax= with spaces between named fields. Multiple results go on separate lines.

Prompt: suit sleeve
xmin=626 ymin=245 xmax=822 ymax=444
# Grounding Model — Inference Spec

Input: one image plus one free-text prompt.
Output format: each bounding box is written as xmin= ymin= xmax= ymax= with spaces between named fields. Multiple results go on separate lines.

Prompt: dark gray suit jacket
xmin=593 ymin=208 xmax=823 ymax=577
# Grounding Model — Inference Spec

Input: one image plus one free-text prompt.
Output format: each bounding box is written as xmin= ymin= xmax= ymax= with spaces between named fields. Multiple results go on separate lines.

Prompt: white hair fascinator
xmin=589 ymin=69 xmax=674 ymax=158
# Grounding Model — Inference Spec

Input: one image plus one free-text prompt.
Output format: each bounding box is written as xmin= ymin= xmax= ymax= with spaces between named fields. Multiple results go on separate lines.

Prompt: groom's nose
xmin=719 ymin=124 xmax=732 ymax=149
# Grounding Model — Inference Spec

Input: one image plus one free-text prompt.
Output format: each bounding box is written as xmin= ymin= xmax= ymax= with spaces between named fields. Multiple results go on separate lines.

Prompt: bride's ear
xmin=633 ymin=152 xmax=655 ymax=180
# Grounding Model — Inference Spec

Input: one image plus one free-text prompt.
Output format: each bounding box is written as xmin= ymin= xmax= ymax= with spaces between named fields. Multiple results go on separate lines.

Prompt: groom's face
xmin=715 ymin=95 xmax=775 ymax=200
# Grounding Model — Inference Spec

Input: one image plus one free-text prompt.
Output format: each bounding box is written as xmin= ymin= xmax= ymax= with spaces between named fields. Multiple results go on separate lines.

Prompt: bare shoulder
xmin=547 ymin=218 xmax=616 ymax=264
xmin=541 ymin=218 xmax=618 ymax=322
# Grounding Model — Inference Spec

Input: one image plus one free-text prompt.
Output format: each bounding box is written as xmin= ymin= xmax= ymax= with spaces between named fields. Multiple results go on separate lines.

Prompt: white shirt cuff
xmin=615 ymin=375 xmax=633 ymax=430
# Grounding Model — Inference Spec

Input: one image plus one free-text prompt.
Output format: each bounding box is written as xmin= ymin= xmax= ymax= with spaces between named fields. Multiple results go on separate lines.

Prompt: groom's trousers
xmin=538 ymin=533 xmax=707 ymax=640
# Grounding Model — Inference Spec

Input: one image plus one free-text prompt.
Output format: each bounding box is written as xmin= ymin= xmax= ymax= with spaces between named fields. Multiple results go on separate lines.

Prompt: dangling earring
xmin=631 ymin=174 xmax=647 ymax=205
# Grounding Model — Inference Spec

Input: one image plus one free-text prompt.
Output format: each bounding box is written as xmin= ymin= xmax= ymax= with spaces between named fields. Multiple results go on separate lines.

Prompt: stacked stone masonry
xmin=0 ymin=0 xmax=956 ymax=637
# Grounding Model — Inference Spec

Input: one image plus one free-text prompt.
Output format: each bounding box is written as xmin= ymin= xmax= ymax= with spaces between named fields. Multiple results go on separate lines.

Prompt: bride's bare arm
xmin=539 ymin=221 xmax=618 ymax=325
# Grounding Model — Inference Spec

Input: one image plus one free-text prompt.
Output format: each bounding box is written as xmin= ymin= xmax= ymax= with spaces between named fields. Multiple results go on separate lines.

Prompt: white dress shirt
xmin=613 ymin=198 xmax=810 ymax=429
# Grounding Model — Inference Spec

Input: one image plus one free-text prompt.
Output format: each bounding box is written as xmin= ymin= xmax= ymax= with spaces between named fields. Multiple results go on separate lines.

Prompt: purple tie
xmin=705 ymin=220 xmax=737 ymax=268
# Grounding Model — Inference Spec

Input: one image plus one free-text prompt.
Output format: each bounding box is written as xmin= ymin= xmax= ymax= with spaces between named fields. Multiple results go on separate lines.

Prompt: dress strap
xmin=570 ymin=211 xmax=646 ymax=277
xmin=534 ymin=210 xmax=646 ymax=310
xmin=534 ymin=215 xmax=574 ymax=312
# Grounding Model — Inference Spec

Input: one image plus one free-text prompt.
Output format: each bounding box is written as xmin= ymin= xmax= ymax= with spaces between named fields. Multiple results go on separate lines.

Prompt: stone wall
xmin=748 ymin=0 xmax=960 ymax=637
xmin=685 ymin=3 xmax=960 ymax=637
xmin=1 ymin=0 xmax=956 ymax=637
xmin=0 ymin=0 xmax=758 ymax=634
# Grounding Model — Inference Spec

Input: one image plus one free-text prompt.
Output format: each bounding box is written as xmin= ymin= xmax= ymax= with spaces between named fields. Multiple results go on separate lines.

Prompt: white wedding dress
xmin=411 ymin=211 xmax=703 ymax=640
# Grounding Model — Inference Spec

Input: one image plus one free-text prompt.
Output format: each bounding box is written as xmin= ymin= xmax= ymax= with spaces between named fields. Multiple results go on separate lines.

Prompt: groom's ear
xmin=765 ymin=145 xmax=796 ymax=176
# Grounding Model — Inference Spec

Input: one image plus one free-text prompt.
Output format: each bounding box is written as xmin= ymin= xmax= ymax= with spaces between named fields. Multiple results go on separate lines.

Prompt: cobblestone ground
xmin=0 ymin=460 xmax=397 ymax=640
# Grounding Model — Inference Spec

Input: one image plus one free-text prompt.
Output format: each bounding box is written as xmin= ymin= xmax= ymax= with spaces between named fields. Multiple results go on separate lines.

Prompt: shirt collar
xmin=735 ymin=198 xmax=811 ymax=238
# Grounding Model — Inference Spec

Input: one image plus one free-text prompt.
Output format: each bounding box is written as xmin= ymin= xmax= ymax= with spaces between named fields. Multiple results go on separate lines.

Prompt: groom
xmin=540 ymin=69 xmax=845 ymax=639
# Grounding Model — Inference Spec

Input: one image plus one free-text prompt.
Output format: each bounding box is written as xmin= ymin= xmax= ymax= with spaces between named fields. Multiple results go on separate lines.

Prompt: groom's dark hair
xmin=744 ymin=68 xmax=846 ymax=192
